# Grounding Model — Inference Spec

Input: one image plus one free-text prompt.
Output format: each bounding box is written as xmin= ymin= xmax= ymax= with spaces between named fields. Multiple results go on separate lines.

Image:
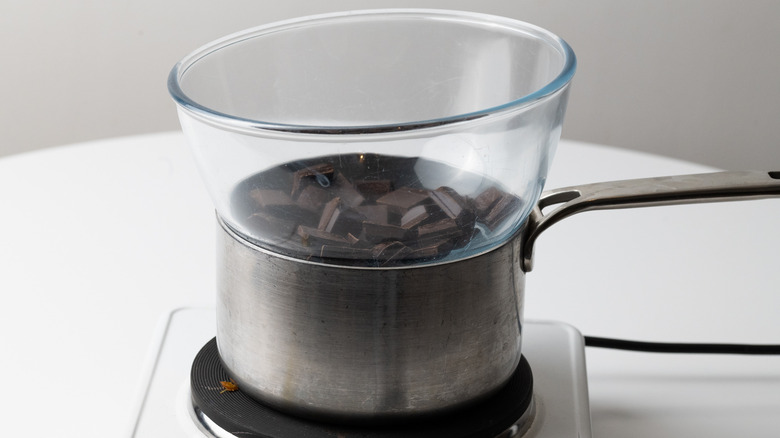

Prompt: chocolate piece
xmin=354 ymin=179 xmax=394 ymax=200
xmin=371 ymin=241 xmax=412 ymax=264
xmin=483 ymin=193 xmax=521 ymax=231
xmin=249 ymin=188 xmax=310 ymax=223
xmin=355 ymin=204 xmax=395 ymax=226
xmin=249 ymin=189 xmax=296 ymax=210
xmin=291 ymin=163 xmax=335 ymax=196
xmin=400 ymin=204 xmax=430 ymax=229
xmin=430 ymin=186 xmax=475 ymax=227
xmin=417 ymin=216 xmax=475 ymax=249
xmin=295 ymin=185 xmax=333 ymax=212
xmin=246 ymin=212 xmax=298 ymax=241
xmin=416 ymin=217 xmax=463 ymax=241
xmin=376 ymin=187 xmax=430 ymax=210
xmin=331 ymin=173 xmax=366 ymax=208
xmin=317 ymin=198 xmax=341 ymax=230
xmin=473 ymin=186 xmax=504 ymax=217
xmin=296 ymin=225 xmax=349 ymax=247
xmin=317 ymin=198 xmax=367 ymax=236
xmin=345 ymin=233 xmax=361 ymax=245
xmin=333 ymin=209 xmax=368 ymax=236
xmin=362 ymin=222 xmax=409 ymax=244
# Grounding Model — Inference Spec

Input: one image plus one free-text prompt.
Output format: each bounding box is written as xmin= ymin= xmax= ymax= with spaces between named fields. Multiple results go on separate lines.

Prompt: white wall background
xmin=2 ymin=0 xmax=779 ymax=170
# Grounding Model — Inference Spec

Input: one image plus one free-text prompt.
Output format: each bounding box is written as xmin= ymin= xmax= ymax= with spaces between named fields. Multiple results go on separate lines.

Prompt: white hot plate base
xmin=128 ymin=308 xmax=591 ymax=438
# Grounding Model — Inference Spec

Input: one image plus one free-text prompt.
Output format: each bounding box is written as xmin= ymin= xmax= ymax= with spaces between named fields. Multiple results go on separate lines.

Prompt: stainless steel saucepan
xmin=216 ymin=170 xmax=780 ymax=421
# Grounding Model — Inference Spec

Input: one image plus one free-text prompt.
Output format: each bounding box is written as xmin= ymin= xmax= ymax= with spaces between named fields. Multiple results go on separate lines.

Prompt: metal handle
xmin=522 ymin=171 xmax=780 ymax=271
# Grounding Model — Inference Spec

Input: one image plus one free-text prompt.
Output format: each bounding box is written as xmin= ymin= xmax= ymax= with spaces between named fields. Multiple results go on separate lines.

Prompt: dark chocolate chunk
xmin=317 ymin=198 xmax=367 ymax=236
xmin=483 ymin=193 xmax=521 ymax=231
xmin=246 ymin=212 xmax=298 ymax=241
xmin=318 ymin=198 xmax=341 ymax=230
xmin=418 ymin=216 xmax=475 ymax=248
xmin=331 ymin=173 xmax=366 ymax=208
xmin=371 ymin=241 xmax=412 ymax=264
xmin=291 ymin=163 xmax=335 ymax=196
xmin=400 ymin=204 xmax=429 ymax=229
xmin=362 ymin=221 xmax=410 ymax=244
xmin=474 ymin=186 xmax=503 ymax=217
xmin=376 ymin=187 xmax=430 ymax=210
xmin=354 ymin=179 xmax=394 ymax=200
xmin=296 ymin=225 xmax=349 ymax=247
xmin=345 ymin=233 xmax=361 ymax=245
xmin=249 ymin=189 xmax=310 ymax=222
xmin=249 ymin=189 xmax=296 ymax=209
xmin=355 ymin=204 xmax=395 ymax=226
xmin=333 ymin=209 xmax=369 ymax=236
xmin=416 ymin=217 xmax=462 ymax=241
xmin=295 ymin=185 xmax=333 ymax=212
xmin=430 ymin=186 xmax=475 ymax=228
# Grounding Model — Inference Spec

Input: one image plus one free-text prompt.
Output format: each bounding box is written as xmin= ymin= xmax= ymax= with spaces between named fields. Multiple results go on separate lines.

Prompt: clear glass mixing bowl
xmin=168 ymin=9 xmax=576 ymax=266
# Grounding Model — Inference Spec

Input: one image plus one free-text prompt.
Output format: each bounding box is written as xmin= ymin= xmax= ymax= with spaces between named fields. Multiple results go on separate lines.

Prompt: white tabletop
xmin=1 ymin=132 xmax=778 ymax=437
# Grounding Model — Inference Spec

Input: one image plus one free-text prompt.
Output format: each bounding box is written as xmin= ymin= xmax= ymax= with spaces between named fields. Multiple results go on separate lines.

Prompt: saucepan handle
xmin=522 ymin=171 xmax=780 ymax=271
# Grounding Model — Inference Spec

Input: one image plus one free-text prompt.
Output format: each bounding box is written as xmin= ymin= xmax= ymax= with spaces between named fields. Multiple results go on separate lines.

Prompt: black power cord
xmin=584 ymin=336 xmax=780 ymax=355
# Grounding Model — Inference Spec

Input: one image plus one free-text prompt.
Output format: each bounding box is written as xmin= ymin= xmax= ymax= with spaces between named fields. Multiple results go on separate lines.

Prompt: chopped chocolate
xmin=430 ymin=186 xmax=475 ymax=228
xmin=473 ymin=186 xmax=503 ymax=217
xmin=345 ymin=233 xmax=361 ymax=245
xmin=483 ymin=193 xmax=521 ymax=231
xmin=317 ymin=198 xmax=367 ymax=236
xmin=354 ymin=179 xmax=394 ymax=200
xmin=317 ymin=198 xmax=341 ymax=231
xmin=248 ymin=188 xmax=310 ymax=223
xmin=416 ymin=217 xmax=463 ymax=241
xmin=355 ymin=204 xmax=395 ymax=226
xmin=371 ymin=241 xmax=412 ymax=264
xmin=362 ymin=222 xmax=410 ymax=244
xmin=400 ymin=204 xmax=430 ymax=229
xmin=331 ymin=173 xmax=366 ymax=208
xmin=233 ymin=153 xmax=525 ymax=266
xmin=246 ymin=212 xmax=298 ymax=240
xmin=295 ymin=185 xmax=333 ymax=212
xmin=291 ymin=163 xmax=335 ymax=196
xmin=296 ymin=225 xmax=349 ymax=247
xmin=249 ymin=189 xmax=296 ymax=209
xmin=375 ymin=187 xmax=430 ymax=210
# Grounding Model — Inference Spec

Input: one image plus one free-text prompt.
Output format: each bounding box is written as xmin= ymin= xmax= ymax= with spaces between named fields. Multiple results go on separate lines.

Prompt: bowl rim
xmin=167 ymin=8 xmax=576 ymax=137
